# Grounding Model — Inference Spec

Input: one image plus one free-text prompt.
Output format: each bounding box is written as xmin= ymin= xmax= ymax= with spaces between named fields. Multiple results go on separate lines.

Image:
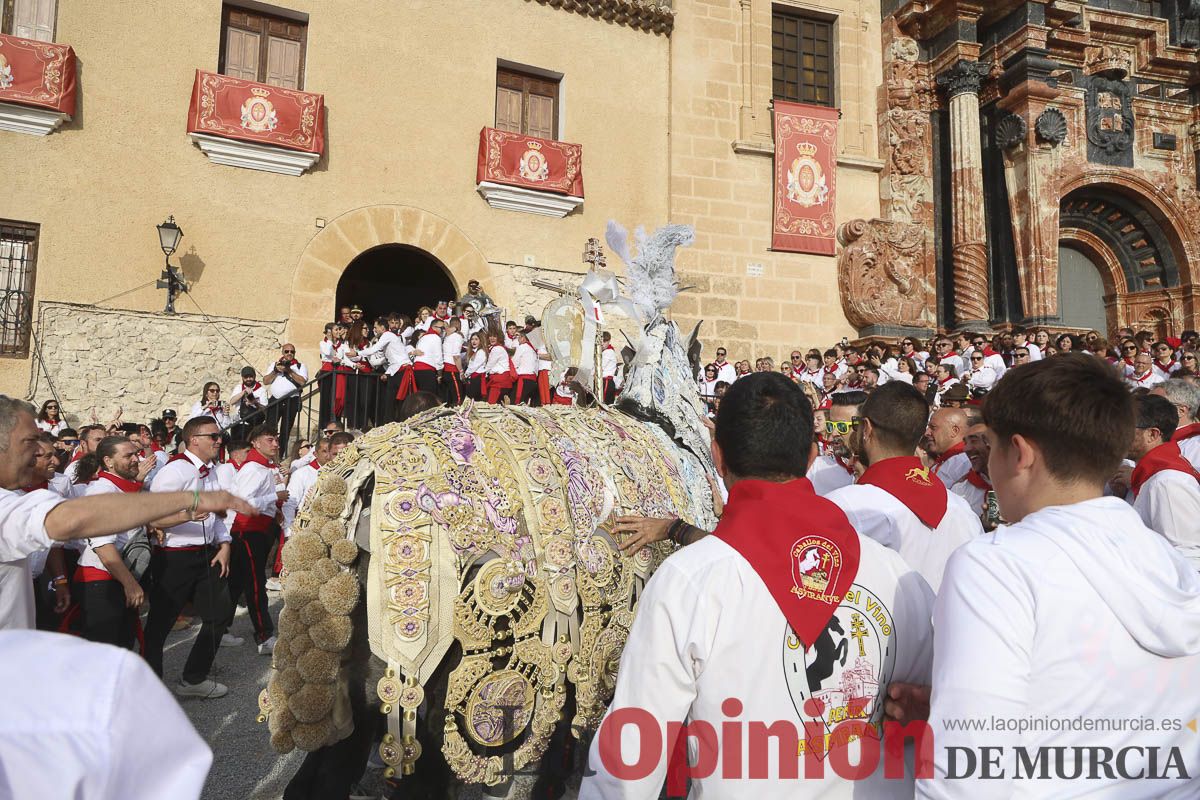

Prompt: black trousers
xmin=228 ymin=529 xmax=274 ymax=643
xmin=413 ymin=367 xmax=439 ymax=396
xmin=383 ymin=371 xmax=404 ymax=424
xmin=515 ymin=376 xmax=539 ymax=406
xmin=441 ymin=370 xmax=463 ymax=405
xmin=318 ymin=370 xmax=335 ymax=429
xmin=77 ymin=579 xmax=136 ymax=649
xmin=269 ymin=394 xmax=302 ymax=446
xmin=144 ymin=548 xmax=232 ymax=684
xmin=465 ymin=374 xmax=484 ymax=401
xmin=603 ymin=377 xmax=618 ymax=405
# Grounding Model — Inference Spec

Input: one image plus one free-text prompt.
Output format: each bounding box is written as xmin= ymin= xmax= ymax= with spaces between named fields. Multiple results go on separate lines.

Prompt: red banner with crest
xmin=476 ymin=127 xmax=584 ymax=197
xmin=772 ymin=101 xmax=838 ymax=255
xmin=187 ymin=70 xmax=325 ymax=154
xmin=0 ymin=33 xmax=77 ymax=115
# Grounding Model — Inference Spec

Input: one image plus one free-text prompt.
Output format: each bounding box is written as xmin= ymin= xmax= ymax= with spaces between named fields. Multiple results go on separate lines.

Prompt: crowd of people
xmin=4 ymin=296 xmax=1200 ymax=797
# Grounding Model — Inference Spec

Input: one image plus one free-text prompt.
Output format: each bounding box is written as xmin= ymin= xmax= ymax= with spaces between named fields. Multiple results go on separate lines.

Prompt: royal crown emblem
xmin=0 ymin=52 xmax=12 ymax=91
xmin=240 ymin=86 xmax=278 ymax=133
xmin=904 ymin=466 xmax=933 ymax=486
xmin=518 ymin=140 xmax=550 ymax=182
xmin=786 ymin=141 xmax=830 ymax=208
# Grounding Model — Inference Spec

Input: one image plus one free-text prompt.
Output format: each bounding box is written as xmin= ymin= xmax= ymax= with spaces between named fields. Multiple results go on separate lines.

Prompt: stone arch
xmin=286 ymin=205 xmax=496 ymax=359
xmin=1057 ymin=173 xmax=1194 ymax=288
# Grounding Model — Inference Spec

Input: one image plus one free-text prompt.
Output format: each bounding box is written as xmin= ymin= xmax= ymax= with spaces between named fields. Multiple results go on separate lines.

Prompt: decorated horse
xmin=260 ymin=222 xmax=718 ymax=797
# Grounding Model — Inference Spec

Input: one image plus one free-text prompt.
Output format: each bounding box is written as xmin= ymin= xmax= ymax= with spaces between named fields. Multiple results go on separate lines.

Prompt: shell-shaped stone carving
xmin=995 ymin=113 xmax=1028 ymax=149
xmin=1035 ymin=108 xmax=1068 ymax=146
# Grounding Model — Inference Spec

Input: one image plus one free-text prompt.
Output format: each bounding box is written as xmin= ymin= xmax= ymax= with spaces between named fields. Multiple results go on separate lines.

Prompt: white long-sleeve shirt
xmin=77 ymin=476 xmax=142 ymax=574
xmin=465 ymin=349 xmax=487 ymax=377
xmin=512 ymin=342 xmax=539 ymax=376
xmin=1133 ymin=469 xmax=1200 ymax=569
xmin=828 ymin=481 xmax=982 ymax=592
xmin=232 ymin=454 xmax=280 ymax=520
xmin=356 ymin=331 xmax=408 ymax=376
xmin=0 ymin=488 xmax=65 ymax=630
xmin=0 ymin=630 xmax=212 ymax=799
xmin=413 ymin=332 xmax=443 ymax=370
xmin=920 ymin=498 xmax=1200 ymax=799
xmin=581 ymin=532 xmax=934 ymax=799
xmin=485 ymin=345 xmax=510 ymax=375
xmin=281 ymin=462 xmax=319 ymax=537
xmin=149 ymin=452 xmax=230 ymax=548
xmin=441 ymin=331 xmax=464 ymax=369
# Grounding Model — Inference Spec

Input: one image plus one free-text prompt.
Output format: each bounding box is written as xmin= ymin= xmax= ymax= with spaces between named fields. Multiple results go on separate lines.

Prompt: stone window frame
xmin=0 ymin=218 xmax=39 ymax=359
xmin=218 ymin=1 xmax=310 ymax=90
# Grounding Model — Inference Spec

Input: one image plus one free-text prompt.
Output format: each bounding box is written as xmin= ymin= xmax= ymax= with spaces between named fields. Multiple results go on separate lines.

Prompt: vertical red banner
xmin=772 ymin=101 xmax=839 ymax=255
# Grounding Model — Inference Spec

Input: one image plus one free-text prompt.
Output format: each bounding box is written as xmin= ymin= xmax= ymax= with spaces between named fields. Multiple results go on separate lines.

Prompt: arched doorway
xmin=335 ymin=245 xmax=456 ymax=323
xmin=1056 ymin=246 xmax=1108 ymax=332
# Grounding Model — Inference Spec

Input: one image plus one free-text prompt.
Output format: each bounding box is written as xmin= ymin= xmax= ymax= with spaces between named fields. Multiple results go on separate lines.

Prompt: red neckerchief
xmin=150 ymin=442 xmax=163 ymax=453
xmin=857 ymin=456 xmax=948 ymax=528
xmin=964 ymin=469 xmax=991 ymax=489
xmin=944 ymin=350 xmax=958 ymax=358
xmin=239 ymin=447 xmax=276 ymax=471
xmin=168 ymin=452 xmax=210 ymax=477
xmin=243 ymin=381 xmax=262 ymax=392
xmin=434 ymin=311 xmax=450 ymax=321
xmin=97 ymin=470 xmax=144 ymax=493
xmin=714 ymin=479 xmax=860 ymax=649
xmin=1173 ymin=423 xmax=1200 ymax=443
xmin=24 ymin=480 xmax=49 ymax=492
xmin=1123 ymin=357 xmax=1136 ymax=368
xmin=932 ymin=441 xmax=966 ymax=470
xmin=310 ymin=460 xmax=322 ymax=472
xmin=937 ymin=376 xmax=954 ymax=387
xmin=833 ymin=452 xmax=855 ymax=476
xmin=1132 ymin=371 xmax=1153 ymax=382
xmin=806 ymin=368 xmax=821 ymax=377
xmin=604 ymin=344 xmax=614 ymax=351
xmin=1131 ymin=442 xmax=1200 ymax=496
xmin=823 ymin=364 xmax=838 ymax=375
xmin=982 ymin=346 xmax=998 ymax=357
xmin=70 ymin=449 xmax=84 ymax=463
xmin=1156 ymin=360 xmax=1177 ymax=372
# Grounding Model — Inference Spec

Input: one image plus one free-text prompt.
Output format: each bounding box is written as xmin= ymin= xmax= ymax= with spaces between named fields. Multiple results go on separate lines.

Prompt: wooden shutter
xmin=220 ymin=5 xmax=307 ymax=89
xmin=771 ymin=10 xmax=835 ymax=107
xmin=12 ymin=0 xmax=55 ymax=41
xmin=495 ymin=67 xmax=560 ymax=139
xmin=495 ymin=86 xmax=524 ymax=133
xmin=223 ymin=27 xmax=261 ymax=80
xmin=265 ymin=36 xmax=301 ymax=89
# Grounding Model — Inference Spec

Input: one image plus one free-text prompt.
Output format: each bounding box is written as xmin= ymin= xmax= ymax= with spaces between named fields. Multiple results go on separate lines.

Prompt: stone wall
xmin=27 ymin=302 xmax=286 ymax=427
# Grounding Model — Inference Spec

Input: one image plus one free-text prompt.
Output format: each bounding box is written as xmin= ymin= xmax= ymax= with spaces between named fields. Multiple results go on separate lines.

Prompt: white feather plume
xmin=605 ymin=220 xmax=694 ymax=321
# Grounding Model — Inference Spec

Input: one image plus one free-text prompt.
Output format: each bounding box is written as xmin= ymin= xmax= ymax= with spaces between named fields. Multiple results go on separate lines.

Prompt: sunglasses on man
xmin=322 ymin=428 xmax=339 ymax=436
xmin=825 ymin=420 xmax=859 ymax=436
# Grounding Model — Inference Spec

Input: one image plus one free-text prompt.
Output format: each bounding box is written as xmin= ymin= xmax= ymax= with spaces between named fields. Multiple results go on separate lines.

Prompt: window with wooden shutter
xmin=772 ymin=9 xmax=836 ymax=107
xmin=495 ymin=67 xmax=560 ymax=140
xmin=6 ymin=0 xmax=56 ymax=41
xmin=0 ymin=220 xmax=38 ymax=358
xmin=218 ymin=4 xmax=307 ymax=89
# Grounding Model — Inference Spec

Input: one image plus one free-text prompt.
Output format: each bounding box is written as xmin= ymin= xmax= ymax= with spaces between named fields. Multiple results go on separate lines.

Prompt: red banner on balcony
xmin=0 ymin=34 xmax=77 ymax=115
xmin=772 ymin=101 xmax=838 ymax=255
xmin=476 ymin=127 xmax=584 ymax=197
xmin=187 ymin=70 xmax=325 ymax=154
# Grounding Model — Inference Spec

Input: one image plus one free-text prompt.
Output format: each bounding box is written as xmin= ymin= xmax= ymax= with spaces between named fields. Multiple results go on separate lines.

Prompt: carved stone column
xmin=937 ymin=60 xmax=991 ymax=329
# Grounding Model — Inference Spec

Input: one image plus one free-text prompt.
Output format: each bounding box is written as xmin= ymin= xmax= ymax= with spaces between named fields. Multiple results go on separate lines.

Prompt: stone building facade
xmin=2 ymin=0 xmax=884 ymax=422
xmin=840 ymin=0 xmax=1200 ymax=337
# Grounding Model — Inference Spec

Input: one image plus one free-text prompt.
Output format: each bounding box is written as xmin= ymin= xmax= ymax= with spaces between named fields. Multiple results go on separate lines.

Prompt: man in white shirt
xmin=711 ymin=346 xmax=737 ymax=385
xmin=1011 ymin=327 xmax=1040 ymax=361
xmin=1153 ymin=378 xmax=1200 ymax=470
xmin=0 ymin=397 xmax=251 ymax=631
xmin=513 ymin=332 xmax=541 ymax=406
xmin=1126 ymin=351 xmax=1164 ymax=390
xmin=0 ymin=629 xmax=213 ymax=799
xmin=828 ymin=382 xmax=981 ymax=592
xmin=925 ymin=407 xmax=971 ymax=488
xmin=281 ymin=438 xmax=329 ymax=539
xmin=412 ymin=318 xmax=445 ymax=396
xmin=263 ymin=343 xmax=309 ymax=446
xmin=582 ymin=373 xmax=934 ymax=799
xmin=229 ymin=425 xmax=287 ymax=656
xmin=441 ymin=318 xmax=466 ymax=405
xmin=145 ymin=415 xmax=238 ymax=699
xmin=601 ymin=331 xmax=621 ymax=404
xmin=77 ymin=436 xmax=148 ymax=648
xmin=798 ymin=353 xmax=825 ymax=390
xmin=807 ymin=390 xmax=863 ymax=495
xmin=948 ymin=423 xmax=991 ymax=521
xmin=917 ymin=354 xmax=1200 ymax=798
xmin=63 ymin=424 xmax=105 ymax=496
xmin=229 ymin=366 xmax=270 ymax=438
xmin=1124 ymin=394 xmax=1200 ymax=568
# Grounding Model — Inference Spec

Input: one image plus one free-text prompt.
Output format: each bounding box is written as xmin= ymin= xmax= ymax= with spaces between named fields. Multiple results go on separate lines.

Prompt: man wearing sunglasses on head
xmin=828 ymin=382 xmax=982 ymax=591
